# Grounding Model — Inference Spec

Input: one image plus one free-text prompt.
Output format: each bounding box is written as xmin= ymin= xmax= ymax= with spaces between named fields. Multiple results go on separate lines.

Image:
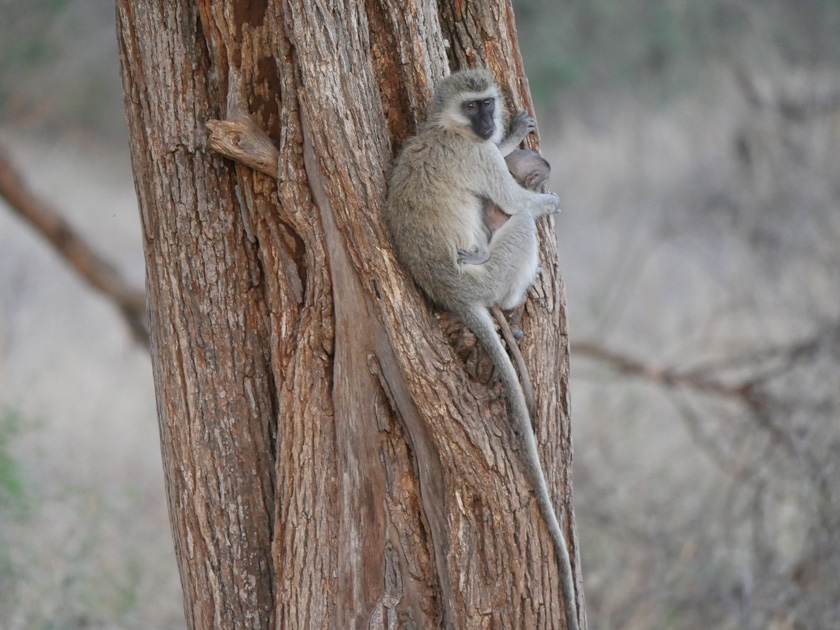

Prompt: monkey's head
xmin=505 ymin=149 xmax=551 ymax=190
xmin=432 ymin=68 xmax=504 ymax=144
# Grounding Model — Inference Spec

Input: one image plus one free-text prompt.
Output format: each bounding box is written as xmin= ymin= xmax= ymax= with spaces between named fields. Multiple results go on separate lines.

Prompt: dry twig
xmin=575 ymin=330 xmax=839 ymax=485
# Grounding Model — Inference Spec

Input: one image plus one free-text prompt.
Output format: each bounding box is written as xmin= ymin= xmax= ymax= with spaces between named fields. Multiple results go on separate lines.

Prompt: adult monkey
xmin=384 ymin=69 xmax=577 ymax=630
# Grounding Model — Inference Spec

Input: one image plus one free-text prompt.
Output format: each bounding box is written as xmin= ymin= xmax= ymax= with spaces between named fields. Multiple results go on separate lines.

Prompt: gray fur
xmin=383 ymin=68 xmax=578 ymax=630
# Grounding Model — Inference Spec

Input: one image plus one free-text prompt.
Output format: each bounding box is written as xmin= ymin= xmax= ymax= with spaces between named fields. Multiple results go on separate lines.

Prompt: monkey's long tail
xmin=459 ymin=305 xmax=580 ymax=630
xmin=491 ymin=305 xmax=536 ymax=421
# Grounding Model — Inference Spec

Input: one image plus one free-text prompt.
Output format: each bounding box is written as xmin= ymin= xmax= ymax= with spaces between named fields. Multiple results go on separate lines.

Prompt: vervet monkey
xmin=384 ymin=69 xmax=578 ymax=630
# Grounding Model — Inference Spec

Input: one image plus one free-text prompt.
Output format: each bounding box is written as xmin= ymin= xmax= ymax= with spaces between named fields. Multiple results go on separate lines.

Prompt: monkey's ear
xmin=524 ymin=172 xmax=542 ymax=188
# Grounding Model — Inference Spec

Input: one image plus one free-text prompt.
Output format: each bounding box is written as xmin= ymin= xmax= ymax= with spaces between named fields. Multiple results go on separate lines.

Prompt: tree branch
xmin=206 ymin=116 xmax=281 ymax=179
xmin=576 ymin=322 xmax=837 ymax=403
xmin=574 ymin=341 xmax=753 ymax=399
xmin=0 ymin=146 xmax=148 ymax=346
xmin=574 ymin=335 xmax=830 ymax=463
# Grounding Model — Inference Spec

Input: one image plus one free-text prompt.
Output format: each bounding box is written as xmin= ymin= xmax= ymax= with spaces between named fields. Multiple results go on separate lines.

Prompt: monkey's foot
xmin=457 ymin=247 xmax=490 ymax=265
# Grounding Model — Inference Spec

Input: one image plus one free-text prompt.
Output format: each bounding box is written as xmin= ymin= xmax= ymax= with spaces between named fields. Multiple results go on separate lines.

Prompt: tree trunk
xmin=116 ymin=1 xmax=584 ymax=628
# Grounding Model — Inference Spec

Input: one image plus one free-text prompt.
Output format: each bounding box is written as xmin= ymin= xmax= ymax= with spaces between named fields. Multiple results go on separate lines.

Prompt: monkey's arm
xmin=480 ymin=156 xmax=560 ymax=219
xmin=497 ymin=110 xmax=536 ymax=157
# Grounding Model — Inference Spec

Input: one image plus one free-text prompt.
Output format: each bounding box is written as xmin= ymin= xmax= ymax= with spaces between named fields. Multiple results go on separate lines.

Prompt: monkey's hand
xmin=532 ymin=192 xmax=562 ymax=218
xmin=498 ymin=110 xmax=536 ymax=156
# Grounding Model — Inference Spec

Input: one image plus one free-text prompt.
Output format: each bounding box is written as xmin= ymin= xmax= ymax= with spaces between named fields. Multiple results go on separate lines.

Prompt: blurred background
xmin=0 ymin=0 xmax=838 ymax=628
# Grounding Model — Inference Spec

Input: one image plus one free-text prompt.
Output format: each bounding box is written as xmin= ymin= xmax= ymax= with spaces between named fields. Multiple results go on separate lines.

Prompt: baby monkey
xmin=460 ymin=149 xmax=551 ymax=266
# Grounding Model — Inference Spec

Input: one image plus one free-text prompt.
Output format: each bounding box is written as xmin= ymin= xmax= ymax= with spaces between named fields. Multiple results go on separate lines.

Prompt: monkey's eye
xmin=465 ymin=101 xmax=478 ymax=111
xmin=483 ymin=98 xmax=493 ymax=107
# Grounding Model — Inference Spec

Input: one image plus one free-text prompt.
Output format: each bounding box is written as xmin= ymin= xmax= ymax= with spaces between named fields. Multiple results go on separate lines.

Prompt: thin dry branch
xmin=576 ymin=321 xmax=838 ymax=403
xmin=0 ymin=146 xmax=148 ymax=346
xmin=574 ymin=337 xmax=824 ymax=464
xmin=574 ymin=341 xmax=753 ymax=399
xmin=579 ymin=334 xmax=839 ymax=519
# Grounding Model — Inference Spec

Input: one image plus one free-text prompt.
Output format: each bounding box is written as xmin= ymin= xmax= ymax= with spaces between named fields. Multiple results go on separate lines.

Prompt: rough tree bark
xmin=116 ymin=1 xmax=584 ymax=628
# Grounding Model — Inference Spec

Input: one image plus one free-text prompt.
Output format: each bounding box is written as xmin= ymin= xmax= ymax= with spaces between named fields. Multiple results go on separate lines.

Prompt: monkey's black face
xmin=462 ymin=97 xmax=496 ymax=140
